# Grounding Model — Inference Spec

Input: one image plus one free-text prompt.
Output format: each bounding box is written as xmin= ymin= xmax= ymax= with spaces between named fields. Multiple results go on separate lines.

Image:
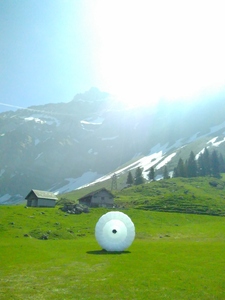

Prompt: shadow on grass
xmin=87 ymin=249 xmax=131 ymax=255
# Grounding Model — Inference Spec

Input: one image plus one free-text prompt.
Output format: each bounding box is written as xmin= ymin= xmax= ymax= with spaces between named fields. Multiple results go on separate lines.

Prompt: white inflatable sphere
xmin=95 ymin=211 xmax=135 ymax=252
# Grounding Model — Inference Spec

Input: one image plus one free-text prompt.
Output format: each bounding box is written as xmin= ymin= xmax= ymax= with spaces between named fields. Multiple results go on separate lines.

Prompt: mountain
xmin=1 ymin=87 xmax=225 ymax=204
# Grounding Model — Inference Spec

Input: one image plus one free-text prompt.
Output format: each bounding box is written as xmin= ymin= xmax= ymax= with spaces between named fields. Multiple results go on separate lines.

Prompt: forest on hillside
xmin=126 ymin=148 xmax=225 ymax=186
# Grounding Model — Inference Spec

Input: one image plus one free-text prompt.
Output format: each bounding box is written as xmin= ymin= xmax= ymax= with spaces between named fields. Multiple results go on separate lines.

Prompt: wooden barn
xmin=78 ymin=188 xmax=114 ymax=208
xmin=25 ymin=189 xmax=58 ymax=207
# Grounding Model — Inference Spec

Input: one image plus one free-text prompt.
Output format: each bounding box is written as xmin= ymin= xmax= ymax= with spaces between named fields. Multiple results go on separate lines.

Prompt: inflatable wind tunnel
xmin=95 ymin=211 xmax=135 ymax=252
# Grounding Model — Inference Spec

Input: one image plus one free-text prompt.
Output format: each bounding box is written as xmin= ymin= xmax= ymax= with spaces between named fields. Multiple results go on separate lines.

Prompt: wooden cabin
xmin=78 ymin=188 xmax=114 ymax=208
xmin=25 ymin=189 xmax=58 ymax=207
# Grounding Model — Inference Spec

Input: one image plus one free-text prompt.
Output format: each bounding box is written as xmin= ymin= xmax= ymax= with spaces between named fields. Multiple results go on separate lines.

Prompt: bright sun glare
xmin=89 ymin=0 xmax=225 ymax=107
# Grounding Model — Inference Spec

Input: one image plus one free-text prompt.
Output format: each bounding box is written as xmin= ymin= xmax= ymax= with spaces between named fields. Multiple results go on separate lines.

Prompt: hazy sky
xmin=1 ymin=0 xmax=225 ymax=112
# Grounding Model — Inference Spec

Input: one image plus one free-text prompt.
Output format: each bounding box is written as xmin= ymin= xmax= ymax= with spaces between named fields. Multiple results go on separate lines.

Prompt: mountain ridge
xmin=0 ymin=88 xmax=225 ymax=204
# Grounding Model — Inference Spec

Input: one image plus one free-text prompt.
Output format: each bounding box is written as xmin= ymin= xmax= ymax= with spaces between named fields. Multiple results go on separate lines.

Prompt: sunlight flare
xmin=89 ymin=0 xmax=225 ymax=106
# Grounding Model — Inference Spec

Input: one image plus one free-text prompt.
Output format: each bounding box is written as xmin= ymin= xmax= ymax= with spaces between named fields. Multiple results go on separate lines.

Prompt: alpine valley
xmin=1 ymin=87 xmax=225 ymax=204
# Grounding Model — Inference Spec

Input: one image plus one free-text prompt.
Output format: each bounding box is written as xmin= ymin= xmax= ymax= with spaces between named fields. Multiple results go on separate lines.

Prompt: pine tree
xmin=211 ymin=150 xmax=220 ymax=178
xmin=173 ymin=167 xmax=178 ymax=178
xmin=184 ymin=159 xmax=188 ymax=176
xmin=163 ymin=166 xmax=170 ymax=179
xmin=176 ymin=158 xmax=186 ymax=177
xmin=197 ymin=152 xmax=206 ymax=176
xmin=126 ymin=171 xmax=134 ymax=185
xmin=186 ymin=151 xmax=197 ymax=177
xmin=134 ymin=167 xmax=145 ymax=185
xmin=148 ymin=167 xmax=155 ymax=181
xmin=111 ymin=173 xmax=117 ymax=190
xmin=219 ymin=153 xmax=225 ymax=173
xmin=203 ymin=147 xmax=211 ymax=175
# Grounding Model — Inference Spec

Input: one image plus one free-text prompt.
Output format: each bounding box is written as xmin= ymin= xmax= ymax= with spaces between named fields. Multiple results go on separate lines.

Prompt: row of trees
xmin=126 ymin=148 xmax=225 ymax=186
xmin=126 ymin=165 xmax=166 ymax=186
xmin=126 ymin=167 xmax=144 ymax=186
xmin=173 ymin=148 xmax=225 ymax=179
xmin=126 ymin=166 xmax=157 ymax=186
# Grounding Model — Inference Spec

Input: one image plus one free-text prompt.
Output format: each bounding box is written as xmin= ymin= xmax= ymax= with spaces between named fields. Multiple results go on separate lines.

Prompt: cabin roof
xmin=25 ymin=189 xmax=58 ymax=200
xmin=78 ymin=188 xmax=114 ymax=201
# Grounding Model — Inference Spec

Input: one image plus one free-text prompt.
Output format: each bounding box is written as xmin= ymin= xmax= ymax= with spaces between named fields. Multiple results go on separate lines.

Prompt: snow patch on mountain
xmin=214 ymin=137 xmax=225 ymax=147
xmin=74 ymin=144 xmax=190 ymax=190
xmin=155 ymin=152 xmax=177 ymax=170
xmin=24 ymin=117 xmax=45 ymax=124
xmin=185 ymin=122 xmax=225 ymax=145
xmin=195 ymin=148 xmax=205 ymax=160
xmin=52 ymin=171 xmax=103 ymax=194
xmin=0 ymin=192 xmax=24 ymax=204
xmin=137 ymin=152 xmax=164 ymax=174
xmin=76 ymin=144 xmax=188 ymax=190
xmin=195 ymin=135 xmax=225 ymax=160
xmin=207 ymin=137 xmax=218 ymax=145
xmin=113 ymin=152 xmax=163 ymax=176
xmin=25 ymin=114 xmax=61 ymax=126
xmin=207 ymin=136 xmax=225 ymax=147
xmin=0 ymin=194 xmax=11 ymax=204
xmin=80 ymin=117 xmax=104 ymax=125
xmin=77 ymin=151 xmax=165 ymax=189
xmin=209 ymin=121 xmax=225 ymax=134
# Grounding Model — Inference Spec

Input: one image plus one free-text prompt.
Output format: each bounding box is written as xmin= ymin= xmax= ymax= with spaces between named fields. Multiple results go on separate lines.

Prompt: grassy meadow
xmin=1 ymin=205 xmax=225 ymax=299
xmin=62 ymin=175 xmax=225 ymax=215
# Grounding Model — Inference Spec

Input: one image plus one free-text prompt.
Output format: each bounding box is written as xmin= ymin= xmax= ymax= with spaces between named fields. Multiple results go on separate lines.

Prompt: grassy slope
xmin=61 ymin=175 xmax=225 ymax=216
xmin=1 ymin=205 xmax=225 ymax=299
xmin=116 ymin=176 xmax=225 ymax=216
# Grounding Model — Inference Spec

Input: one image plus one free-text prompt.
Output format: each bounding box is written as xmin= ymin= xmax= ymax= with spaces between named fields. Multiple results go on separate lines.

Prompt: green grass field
xmin=1 ymin=205 xmax=225 ymax=299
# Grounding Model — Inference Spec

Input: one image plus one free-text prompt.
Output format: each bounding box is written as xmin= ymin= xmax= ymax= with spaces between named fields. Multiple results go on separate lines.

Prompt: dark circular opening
xmin=112 ymin=229 xmax=117 ymax=234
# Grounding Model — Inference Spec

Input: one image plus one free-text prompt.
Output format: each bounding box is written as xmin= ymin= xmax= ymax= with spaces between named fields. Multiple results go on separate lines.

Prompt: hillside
xmin=116 ymin=176 xmax=225 ymax=216
xmin=2 ymin=175 xmax=225 ymax=242
xmin=1 ymin=87 xmax=225 ymax=204
xmin=60 ymin=175 xmax=225 ymax=216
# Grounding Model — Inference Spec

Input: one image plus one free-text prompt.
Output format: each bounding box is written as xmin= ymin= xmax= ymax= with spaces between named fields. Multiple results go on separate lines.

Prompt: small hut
xmin=25 ymin=189 xmax=58 ymax=207
xmin=78 ymin=188 xmax=114 ymax=208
